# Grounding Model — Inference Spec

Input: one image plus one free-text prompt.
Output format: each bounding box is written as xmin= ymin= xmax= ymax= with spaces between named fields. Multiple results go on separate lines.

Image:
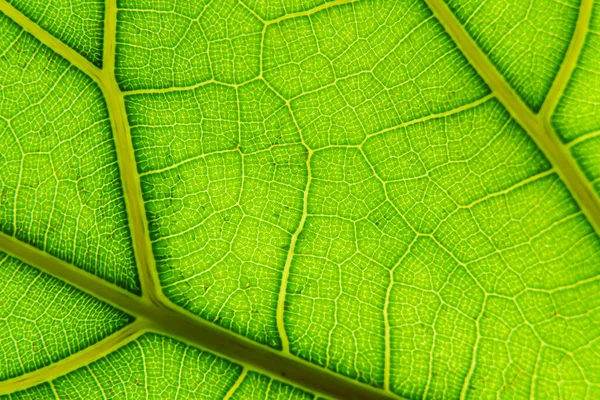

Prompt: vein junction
xmin=1 ymin=0 xmax=600 ymax=399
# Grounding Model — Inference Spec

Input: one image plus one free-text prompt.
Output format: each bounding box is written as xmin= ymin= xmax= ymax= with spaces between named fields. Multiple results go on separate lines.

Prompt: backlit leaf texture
xmin=1 ymin=0 xmax=600 ymax=399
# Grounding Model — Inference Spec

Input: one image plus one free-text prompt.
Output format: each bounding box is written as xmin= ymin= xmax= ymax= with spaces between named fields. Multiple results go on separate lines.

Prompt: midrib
xmin=0 ymin=1 xmax=399 ymax=399
xmin=1 ymin=0 xmax=598 ymax=399
xmin=0 ymin=233 xmax=399 ymax=400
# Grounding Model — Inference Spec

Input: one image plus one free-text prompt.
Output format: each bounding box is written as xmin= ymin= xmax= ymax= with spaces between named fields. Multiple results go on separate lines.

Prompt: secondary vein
xmin=539 ymin=0 xmax=594 ymax=119
xmin=0 ymin=233 xmax=401 ymax=400
xmin=102 ymin=0 xmax=163 ymax=301
xmin=0 ymin=321 xmax=146 ymax=396
xmin=423 ymin=0 xmax=600 ymax=238
xmin=0 ymin=0 xmax=163 ymax=300
xmin=0 ymin=0 xmax=102 ymax=83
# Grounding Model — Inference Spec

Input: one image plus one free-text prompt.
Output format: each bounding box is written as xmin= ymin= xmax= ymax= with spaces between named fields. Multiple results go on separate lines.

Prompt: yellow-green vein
xmin=423 ymin=0 xmax=600 ymax=238
xmin=539 ymin=0 xmax=594 ymax=120
xmin=0 ymin=321 xmax=146 ymax=396
xmin=103 ymin=0 xmax=163 ymax=301
xmin=0 ymin=232 xmax=401 ymax=400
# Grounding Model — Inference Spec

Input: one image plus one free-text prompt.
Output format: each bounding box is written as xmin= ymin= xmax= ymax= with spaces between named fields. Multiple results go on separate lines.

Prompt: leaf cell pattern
xmin=0 ymin=0 xmax=600 ymax=399
xmin=6 ymin=0 xmax=104 ymax=66
xmin=0 ymin=253 xmax=132 ymax=382
xmin=3 ymin=334 xmax=318 ymax=400
xmin=0 ymin=14 xmax=139 ymax=292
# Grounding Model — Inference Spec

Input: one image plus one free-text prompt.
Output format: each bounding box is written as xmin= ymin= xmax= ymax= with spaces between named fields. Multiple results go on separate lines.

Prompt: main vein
xmin=0 ymin=1 xmax=401 ymax=399
xmin=0 ymin=233 xmax=400 ymax=400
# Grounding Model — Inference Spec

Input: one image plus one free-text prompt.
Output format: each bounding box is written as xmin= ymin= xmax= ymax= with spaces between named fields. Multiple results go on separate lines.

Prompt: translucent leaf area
xmin=0 ymin=252 xmax=132 ymax=381
xmin=3 ymin=334 xmax=318 ymax=400
xmin=5 ymin=0 xmax=104 ymax=66
xmin=0 ymin=14 xmax=139 ymax=292
xmin=1 ymin=0 xmax=600 ymax=399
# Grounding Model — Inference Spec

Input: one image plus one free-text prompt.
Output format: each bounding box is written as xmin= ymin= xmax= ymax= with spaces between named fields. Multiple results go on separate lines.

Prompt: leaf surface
xmin=1 ymin=0 xmax=600 ymax=399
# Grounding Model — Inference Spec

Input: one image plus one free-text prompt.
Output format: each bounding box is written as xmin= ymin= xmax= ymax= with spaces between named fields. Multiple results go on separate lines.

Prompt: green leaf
xmin=0 ymin=0 xmax=600 ymax=399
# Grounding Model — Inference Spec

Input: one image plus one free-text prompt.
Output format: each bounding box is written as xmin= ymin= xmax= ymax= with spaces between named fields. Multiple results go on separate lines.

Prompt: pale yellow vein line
xmin=122 ymin=77 xmax=251 ymax=96
xmin=0 ymin=320 xmax=146 ymax=396
xmin=459 ymin=295 xmax=487 ymax=400
xmin=567 ymin=129 xmax=600 ymax=148
xmin=276 ymin=103 xmax=313 ymax=354
xmin=360 ymin=93 xmax=495 ymax=146
xmin=423 ymin=0 xmax=600 ymax=237
xmin=529 ymin=344 xmax=543 ymax=398
xmin=222 ymin=368 xmax=248 ymax=400
xmin=458 ymin=169 xmax=556 ymax=209
xmin=383 ymin=237 xmax=418 ymax=391
xmin=49 ymin=382 xmax=61 ymax=399
xmin=539 ymin=0 xmax=594 ymax=119
xmin=139 ymin=148 xmax=241 ymax=178
xmin=265 ymin=0 xmax=359 ymax=25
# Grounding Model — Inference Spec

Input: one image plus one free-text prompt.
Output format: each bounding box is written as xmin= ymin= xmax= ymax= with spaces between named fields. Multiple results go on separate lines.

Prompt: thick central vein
xmin=0 ymin=3 xmax=405 ymax=398
xmin=423 ymin=0 xmax=600 ymax=238
xmin=539 ymin=0 xmax=594 ymax=119
xmin=0 ymin=233 xmax=400 ymax=400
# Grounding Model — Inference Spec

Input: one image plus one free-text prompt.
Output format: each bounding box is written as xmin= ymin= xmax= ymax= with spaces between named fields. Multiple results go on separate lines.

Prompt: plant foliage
xmin=1 ymin=0 xmax=600 ymax=399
